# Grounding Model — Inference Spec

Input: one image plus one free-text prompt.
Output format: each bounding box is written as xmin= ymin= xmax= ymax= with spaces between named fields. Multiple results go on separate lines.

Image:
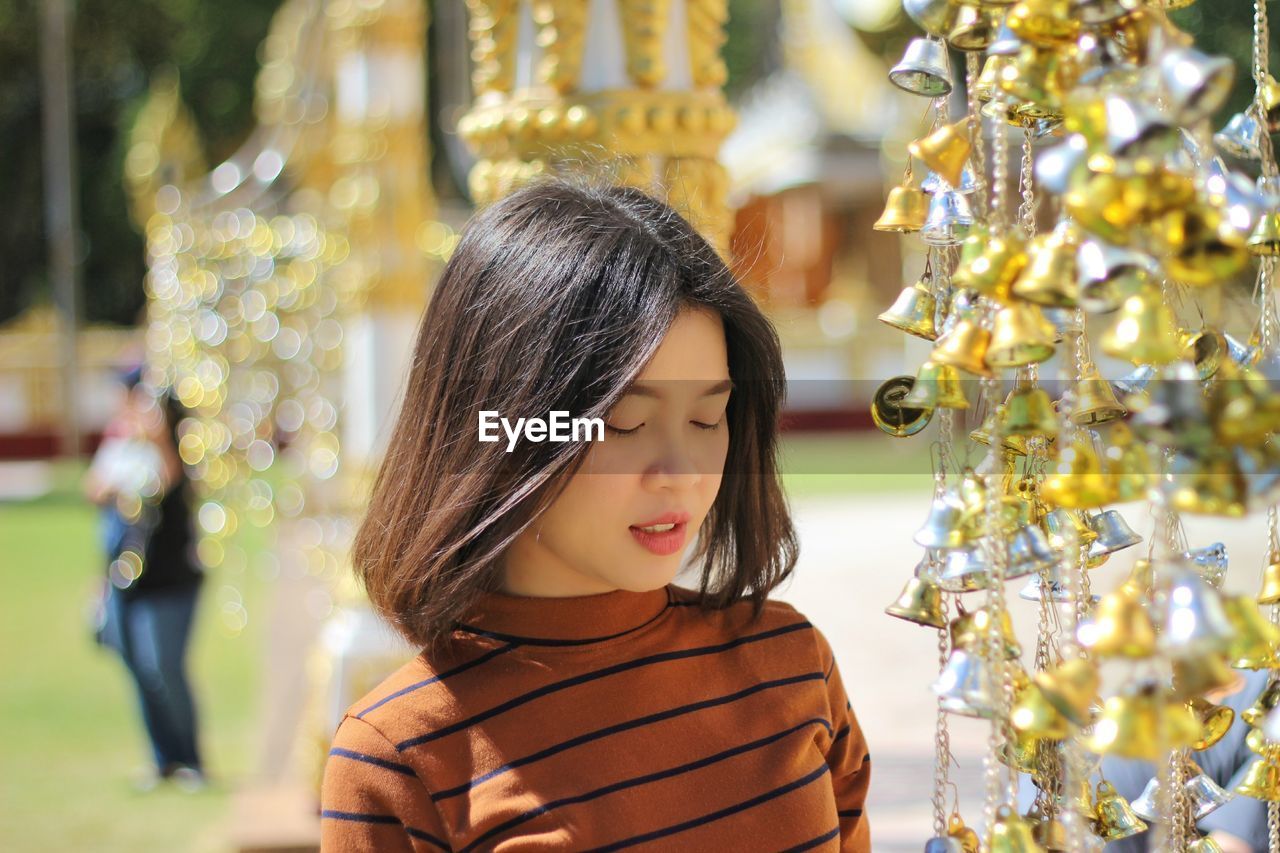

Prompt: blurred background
xmin=1 ymin=0 xmax=1275 ymax=850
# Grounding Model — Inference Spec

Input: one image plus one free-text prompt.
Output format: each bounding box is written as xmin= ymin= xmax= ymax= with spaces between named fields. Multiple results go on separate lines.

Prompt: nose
xmin=643 ymin=435 xmax=705 ymax=491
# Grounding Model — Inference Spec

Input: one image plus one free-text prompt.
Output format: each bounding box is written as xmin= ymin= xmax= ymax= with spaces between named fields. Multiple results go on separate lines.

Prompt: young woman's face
xmin=500 ymin=306 xmax=732 ymax=597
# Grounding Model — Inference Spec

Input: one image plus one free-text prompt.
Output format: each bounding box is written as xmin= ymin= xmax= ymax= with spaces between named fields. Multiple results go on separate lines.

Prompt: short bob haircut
xmin=352 ymin=175 xmax=798 ymax=657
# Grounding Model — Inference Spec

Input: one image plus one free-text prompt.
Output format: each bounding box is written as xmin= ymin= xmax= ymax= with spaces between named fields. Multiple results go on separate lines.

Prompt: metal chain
xmin=1171 ymin=751 xmax=1190 ymax=850
xmin=933 ymin=610 xmax=953 ymax=837
xmin=990 ymin=109 xmax=1009 ymax=233
xmin=1270 ymin=800 xmax=1279 ymax=853
xmin=1018 ymin=127 xmax=1036 ymax=238
xmin=1255 ymin=0 xmax=1277 ymax=176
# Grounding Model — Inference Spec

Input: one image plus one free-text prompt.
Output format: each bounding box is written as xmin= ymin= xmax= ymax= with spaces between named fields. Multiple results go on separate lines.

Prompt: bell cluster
xmin=869 ymin=0 xmax=1280 ymax=850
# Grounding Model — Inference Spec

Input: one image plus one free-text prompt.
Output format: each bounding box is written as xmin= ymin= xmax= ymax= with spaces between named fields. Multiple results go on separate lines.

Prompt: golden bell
xmin=986 ymin=302 xmax=1057 ymax=368
xmin=1170 ymin=449 xmax=1248 ymax=519
xmin=987 ymin=804 xmax=1045 ymax=853
xmin=974 ymin=54 xmax=1009 ymax=102
xmin=950 ymin=604 xmax=1022 ymax=659
xmin=1085 ymin=686 xmax=1198 ymax=760
xmin=875 ymin=184 xmax=930 ymax=232
xmin=1186 ymin=836 xmax=1227 ymax=853
xmin=1011 ymin=681 xmax=1071 ymax=739
xmin=1164 ymin=205 xmax=1250 ymax=286
xmin=884 ymin=574 xmax=948 ymax=628
xmin=1080 ymin=585 xmax=1156 ymax=658
xmin=1007 ymin=0 xmax=1079 ymax=44
xmin=1001 ymin=725 xmax=1042 ymax=775
xmin=1092 ymin=779 xmax=1147 ymax=841
xmin=1106 ymin=422 xmax=1155 ymax=502
xmin=1183 ymin=328 xmax=1230 ymax=380
xmin=1011 ymin=229 xmax=1080 ymax=308
xmin=1235 ymin=756 xmax=1280 ymax=801
xmin=908 ymin=119 xmax=973 ymax=188
xmin=1002 ymin=384 xmax=1059 ymax=441
xmin=1171 ymin=653 xmax=1244 ymax=703
xmin=1099 ymin=283 xmax=1182 ymax=365
xmin=997 ymin=44 xmax=1063 ymax=113
xmin=902 ymin=361 xmax=969 ymax=411
xmin=1034 ymin=656 xmax=1100 ymax=725
xmin=947 ymin=813 xmax=981 ymax=853
xmin=952 ymin=233 xmax=1027 ymax=301
xmin=1028 ymin=808 xmax=1068 ymax=852
xmin=871 ymin=375 xmax=934 ymax=438
xmin=1260 ymin=559 xmax=1280 ymax=605
xmin=1041 ymin=507 xmax=1097 ymax=550
xmin=947 ymin=3 xmax=1003 ymax=52
xmin=1242 ymin=679 xmax=1280 ymax=727
xmin=1188 ymin=696 xmax=1236 ymax=751
xmin=878 ymin=278 xmax=937 ymax=339
xmin=1071 ymin=363 xmax=1126 ymax=425
xmin=1224 ymin=593 xmax=1280 ymax=669
xmin=930 ymin=318 xmax=993 ymax=377
xmin=1248 ymin=210 xmax=1280 ymax=256
xmin=1041 ymin=435 xmax=1116 ymax=509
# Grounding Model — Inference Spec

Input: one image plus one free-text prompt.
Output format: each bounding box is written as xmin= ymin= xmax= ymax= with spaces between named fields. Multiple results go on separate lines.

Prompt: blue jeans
xmin=103 ymin=583 xmax=203 ymax=773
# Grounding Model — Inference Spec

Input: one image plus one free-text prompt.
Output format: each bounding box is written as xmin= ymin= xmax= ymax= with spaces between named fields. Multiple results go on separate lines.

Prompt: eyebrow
xmin=622 ymin=378 xmax=734 ymax=399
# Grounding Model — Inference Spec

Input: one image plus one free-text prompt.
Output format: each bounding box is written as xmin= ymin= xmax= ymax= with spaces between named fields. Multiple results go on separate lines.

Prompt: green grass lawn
xmin=779 ymin=431 xmax=934 ymax=498
xmin=0 ymin=461 xmax=269 ymax=852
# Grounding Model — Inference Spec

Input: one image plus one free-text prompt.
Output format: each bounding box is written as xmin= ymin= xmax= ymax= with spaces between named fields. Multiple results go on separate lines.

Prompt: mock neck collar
xmin=454 ymin=583 xmax=674 ymax=646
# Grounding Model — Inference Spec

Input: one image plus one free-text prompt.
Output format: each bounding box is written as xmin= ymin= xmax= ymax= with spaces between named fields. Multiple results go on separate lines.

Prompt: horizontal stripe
xmin=457 ymin=717 xmax=833 ymax=851
xmin=455 ymin=601 xmax=672 ymax=646
xmin=328 ymin=746 xmax=416 ymax=777
xmin=321 ymin=809 xmax=452 ymax=851
xmin=434 ymin=671 xmax=828 ymax=802
xmin=782 ymin=825 xmax=840 ymax=852
xmin=397 ymin=619 xmax=815 ymax=751
xmin=581 ymin=761 xmax=832 ymax=853
xmin=357 ymin=643 xmax=520 ymax=718
xmin=838 ymin=809 xmax=863 ymax=818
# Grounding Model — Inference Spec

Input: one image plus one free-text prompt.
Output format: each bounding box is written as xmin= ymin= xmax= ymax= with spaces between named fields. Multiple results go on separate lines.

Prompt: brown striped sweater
xmin=319 ymin=583 xmax=871 ymax=851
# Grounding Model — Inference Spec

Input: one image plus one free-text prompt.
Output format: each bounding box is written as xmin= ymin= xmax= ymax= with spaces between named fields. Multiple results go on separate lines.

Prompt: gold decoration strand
xmin=1255 ymin=0 xmax=1277 ymax=176
xmin=1018 ymin=127 xmax=1036 ymax=238
xmin=966 ymin=52 xmax=988 ymax=218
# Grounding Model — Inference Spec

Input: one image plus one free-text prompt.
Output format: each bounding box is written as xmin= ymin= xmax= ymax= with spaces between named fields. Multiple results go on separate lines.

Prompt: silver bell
xmin=1089 ymin=510 xmax=1143 ymax=557
xmin=1035 ymin=134 xmax=1088 ymax=196
xmin=986 ymin=18 xmax=1021 ymax=56
xmin=1206 ymin=156 xmax=1269 ymax=234
xmin=1216 ymin=109 xmax=1264 ymax=160
xmin=1112 ymin=363 xmax=1157 ymax=397
xmin=903 ymin=0 xmax=959 ymax=38
xmin=923 ymin=836 xmax=964 ymax=853
xmin=1019 ymin=573 xmax=1070 ymax=603
xmin=921 ymin=190 xmax=974 ymax=246
xmin=1159 ymin=47 xmax=1235 ymax=125
xmin=1130 ymin=776 xmax=1159 ymax=821
xmin=922 ymin=163 xmax=978 ymax=195
xmin=1185 ymin=762 xmax=1235 ymax=819
xmin=1077 ymin=239 xmax=1158 ymax=314
xmin=1005 ymin=523 xmax=1057 ymax=579
xmin=1184 ymin=542 xmax=1228 ymax=589
xmin=937 ymin=547 xmax=993 ymax=593
xmin=890 ymin=38 xmax=953 ymax=97
xmin=1100 ymin=94 xmax=1180 ymax=162
xmin=914 ymin=490 xmax=971 ymax=550
xmin=932 ymin=648 xmax=999 ymax=718
xmin=1159 ymin=560 xmax=1234 ymax=657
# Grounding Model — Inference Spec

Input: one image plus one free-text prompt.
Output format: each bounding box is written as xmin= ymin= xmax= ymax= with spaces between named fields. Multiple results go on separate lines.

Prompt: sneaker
xmin=170 ymin=764 xmax=209 ymax=793
xmin=130 ymin=766 xmax=166 ymax=793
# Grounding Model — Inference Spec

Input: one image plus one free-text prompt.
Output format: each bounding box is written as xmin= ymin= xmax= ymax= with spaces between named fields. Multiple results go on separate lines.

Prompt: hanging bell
xmin=1078 ymin=584 xmax=1156 ymax=658
xmin=1099 ymin=283 xmax=1182 ymax=365
xmin=1171 ymin=653 xmax=1245 ymax=703
xmin=987 ymin=804 xmax=1046 ymax=853
xmin=1010 ymin=681 xmax=1070 ymax=739
xmin=1169 ymin=449 xmax=1249 ymax=519
xmin=952 ymin=233 xmax=1028 ymax=302
xmin=1129 ymin=776 xmax=1159 ymax=822
xmin=1042 ymin=507 xmax=1098 ymax=550
xmin=1012 ymin=228 xmax=1080 ymax=308
xmin=1188 ymin=696 xmax=1236 ymax=750
xmin=914 ymin=490 xmax=972 ymax=550
xmin=1029 ymin=808 xmax=1069 ymax=852
xmin=970 ymin=407 xmax=1035 ymax=456
xmin=924 ymin=837 xmax=965 ymax=853
xmin=922 ymin=162 xmax=979 ymax=195
xmin=922 ymin=189 xmax=976 ymax=246
xmin=1019 ymin=572 xmax=1073 ymax=604
xmin=930 ymin=318 xmax=993 ymax=377
xmin=1006 ymin=0 xmax=1079 ymax=45
xmin=1235 ymin=756 xmax=1280 ymax=801
xmin=889 ymin=37 xmax=953 ymax=97
xmin=973 ymin=54 xmax=1010 ymax=102
xmin=950 ymin=605 xmax=1022 ymax=659
xmin=1034 ymin=655 xmax=1100 ymax=725
xmin=903 ymin=0 xmax=961 ymax=38
xmin=1035 ymin=134 xmax=1088 ymax=196
xmin=1085 ymin=685 xmax=1198 ymax=760
xmin=1184 ymin=759 xmax=1236 ymax=818
xmin=1260 ymin=558 xmax=1280 ymax=605
xmin=1040 ymin=434 xmax=1116 ymax=509
xmin=1186 ymin=836 xmax=1227 ymax=853
xmin=871 ymin=375 xmax=934 ymax=438
xmin=1183 ymin=328 xmax=1232 ymax=380
xmin=902 ymin=361 xmax=970 ymax=411
xmin=1207 ymin=155 xmax=1270 ymax=235
xmin=1248 ymin=210 xmax=1280 ymax=256
xmin=986 ymin=302 xmax=1057 ymax=367
xmin=1158 ymin=46 xmax=1235 ymax=125
xmin=932 ymin=648 xmax=1000 ymax=718
xmin=1223 ymin=593 xmax=1280 ymax=670
xmin=996 ymin=43 xmax=1063 ymax=114
xmin=1244 ymin=680 xmax=1280 ymax=727
xmin=947 ymin=3 xmax=1003 ymax=52
xmin=1215 ymin=108 xmax=1264 ymax=160
xmin=1002 ymin=384 xmax=1059 ymax=441
xmin=1006 ymin=523 xmax=1059 ymax=579
xmin=1091 ymin=779 xmax=1146 ymax=841
xmin=1130 ymin=362 xmax=1213 ymax=450
xmin=1164 ymin=205 xmax=1249 ymax=286
xmin=1088 ymin=510 xmax=1142 ymax=557
xmin=1159 ymin=561 xmax=1234 ymax=657
xmin=878 ymin=279 xmax=938 ymax=339
xmin=1071 ymin=364 xmax=1127 ymax=425
xmin=1185 ymin=542 xmax=1229 ymax=589
xmin=874 ymin=184 xmax=930 ymax=232
xmin=1105 ymin=424 xmax=1155 ymax=503
xmin=947 ymin=812 xmax=981 ymax=853
xmin=908 ymin=119 xmax=973 ymax=188
xmin=884 ymin=573 xmax=947 ymax=629
xmin=936 ymin=547 xmax=993 ymax=593
xmin=1076 ymin=239 xmax=1156 ymax=314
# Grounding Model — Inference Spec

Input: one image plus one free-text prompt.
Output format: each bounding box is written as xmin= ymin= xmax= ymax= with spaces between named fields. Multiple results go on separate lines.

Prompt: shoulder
xmin=666 ymin=584 xmax=831 ymax=659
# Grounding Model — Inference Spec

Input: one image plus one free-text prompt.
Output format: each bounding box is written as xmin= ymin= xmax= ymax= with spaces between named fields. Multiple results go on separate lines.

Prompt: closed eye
xmin=604 ymin=420 xmax=723 ymax=435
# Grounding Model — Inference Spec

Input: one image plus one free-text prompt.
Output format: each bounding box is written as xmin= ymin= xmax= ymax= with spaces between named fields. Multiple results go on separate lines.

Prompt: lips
xmin=631 ymin=511 xmax=691 ymax=529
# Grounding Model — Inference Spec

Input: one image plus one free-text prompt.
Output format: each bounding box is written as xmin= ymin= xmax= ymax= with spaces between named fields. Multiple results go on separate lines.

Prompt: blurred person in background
xmin=83 ymin=365 xmax=208 ymax=793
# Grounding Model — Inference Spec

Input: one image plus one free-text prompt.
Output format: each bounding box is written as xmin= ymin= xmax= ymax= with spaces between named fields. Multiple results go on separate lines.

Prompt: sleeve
xmin=320 ymin=713 xmax=453 ymax=852
xmin=813 ymin=627 xmax=872 ymax=852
